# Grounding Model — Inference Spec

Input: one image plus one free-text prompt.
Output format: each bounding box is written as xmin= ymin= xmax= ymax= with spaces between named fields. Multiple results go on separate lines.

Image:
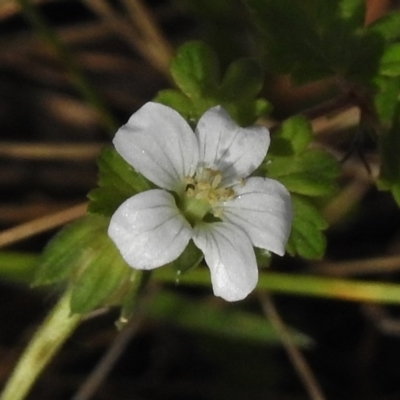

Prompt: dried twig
xmin=122 ymin=0 xmax=172 ymax=71
xmin=0 ymin=203 xmax=87 ymax=248
xmin=0 ymin=142 xmax=103 ymax=161
xmin=81 ymin=0 xmax=171 ymax=75
xmin=258 ymin=292 xmax=327 ymax=400
xmin=312 ymin=254 xmax=400 ymax=277
xmin=71 ymin=315 xmax=142 ymax=400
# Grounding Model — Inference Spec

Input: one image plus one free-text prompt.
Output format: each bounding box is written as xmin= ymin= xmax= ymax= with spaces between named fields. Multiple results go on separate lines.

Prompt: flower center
xmin=180 ymin=168 xmax=235 ymax=224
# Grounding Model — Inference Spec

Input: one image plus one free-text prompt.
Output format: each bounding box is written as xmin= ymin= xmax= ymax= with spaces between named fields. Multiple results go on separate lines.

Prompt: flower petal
xmin=220 ymin=177 xmax=292 ymax=256
xmin=113 ymin=102 xmax=199 ymax=191
xmin=195 ymin=106 xmax=269 ymax=184
xmin=108 ymin=189 xmax=193 ymax=269
xmin=193 ymin=222 xmax=258 ymax=301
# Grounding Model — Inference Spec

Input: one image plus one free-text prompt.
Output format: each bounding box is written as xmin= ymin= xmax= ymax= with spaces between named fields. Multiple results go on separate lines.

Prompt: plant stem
xmin=259 ymin=292 xmax=326 ymax=400
xmin=154 ymin=268 xmax=400 ymax=305
xmin=5 ymin=252 xmax=400 ymax=305
xmin=0 ymin=289 xmax=82 ymax=400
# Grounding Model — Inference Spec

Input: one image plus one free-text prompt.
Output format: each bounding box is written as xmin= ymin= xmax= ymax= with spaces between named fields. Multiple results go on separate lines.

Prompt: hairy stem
xmin=0 ymin=289 xmax=82 ymax=400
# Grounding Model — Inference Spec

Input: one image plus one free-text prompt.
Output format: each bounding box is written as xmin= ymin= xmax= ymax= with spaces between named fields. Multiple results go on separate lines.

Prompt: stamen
xmin=182 ymin=168 xmax=235 ymax=221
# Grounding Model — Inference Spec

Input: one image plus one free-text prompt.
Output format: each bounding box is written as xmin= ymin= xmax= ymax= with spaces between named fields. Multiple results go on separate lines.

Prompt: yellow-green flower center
xmin=180 ymin=168 xmax=235 ymax=224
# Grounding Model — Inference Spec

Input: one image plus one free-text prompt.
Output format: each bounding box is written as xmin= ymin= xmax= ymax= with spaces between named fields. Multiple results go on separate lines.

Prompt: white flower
xmin=108 ymin=102 xmax=292 ymax=301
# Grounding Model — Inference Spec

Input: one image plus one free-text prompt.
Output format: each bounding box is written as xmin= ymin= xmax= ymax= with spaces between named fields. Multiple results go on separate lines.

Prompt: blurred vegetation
xmin=2 ymin=1 xmax=400 ymax=400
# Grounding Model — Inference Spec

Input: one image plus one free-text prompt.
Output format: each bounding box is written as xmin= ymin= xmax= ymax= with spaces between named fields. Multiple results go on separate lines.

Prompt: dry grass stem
xmin=259 ymin=292 xmax=327 ymax=400
xmin=71 ymin=316 xmax=142 ymax=400
xmin=0 ymin=203 xmax=87 ymax=248
xmin=0 ymin=0 xmax=50 ymax=20
xmin=0 ymin=201 xmax=81 ymax=223
xmin=312 ymin=255 xmax=400 ymax=277
xmin=323 ymin=179 xmax=373 ymax=225
xmin=81 ymin=0 xmax=170 ymax=75
xmin=311 ymin=106 xmax=360 ymax=136
xmin=122 ymin=0 xmax=173 ymax=71
xmin=0 ymin=142 xmax=103 ymax=161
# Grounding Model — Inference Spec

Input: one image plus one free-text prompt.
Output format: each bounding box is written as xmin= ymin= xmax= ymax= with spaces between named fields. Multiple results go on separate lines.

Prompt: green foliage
xmin=167 ymin=240 xmax=203 ymax=275
xmin=155 ymin=41 xmax=271 ymax=125
xmin=69 ymin=238 xmax=131 ymax=314
xmin=87 ymin=147 xmax=152 ymax=217
xmin=366 ymin=12 xmax=400 ymax=205
xmin=368 ymin=11 xmax=400 ymax=42
xmin=171 ymin=40 xmax=220 ymax=98
xmin=267 ymin=149 xmax=339 ymax=197
xmin=34 ymin=215 xmax=109 ymax=286
xmin=242 ymin=0 xmax=400 ymax=208
xmin=34 ymin=214 xmax=136 ymax=315
xmin=265 ymin=116 xmax=339 ymax=259
xmin=176 ymin=0 xmax=249 ymax=62
xmin=286 ymin=195 xmax=328 ymax=259
xmin=379 ymin=43 xmax=400 ymax=77
xmin=246 ymin=0 xmax=383 ymax=85
xmin=374 ymin=76 xmax=400 ymax=124
xmin=378 ymin=109 xmax=400 ymax=206
xmin=266 ymin=116 xmax=339 ymax=197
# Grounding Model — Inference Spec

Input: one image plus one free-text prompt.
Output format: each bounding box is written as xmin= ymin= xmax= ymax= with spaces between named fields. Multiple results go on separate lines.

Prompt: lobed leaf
xmin=269 ymin=116 xmax=313 ymax=154
xmin=286 ymin=195 xmax=328 ymax=259
xmin=157 ymin=41 xmax=270 ymax=125
xmin=70 ymin=234 xmax=131 ymax=314
xmin=246 ymin=0 xmax=382 ymax=84
xmin=266 ymin=116 xmax=339 ymax=197
xmin=34 ymin=215 xmax=108 ymax=286
xmin=265 ymin=115 xmax=338 ymax=258
xmin=267 ymin=150 xmax=339 ymax=197
xmin=88 ymin=147 xmax=152 ymax=216
xmin=219 ymin=58 xmax=264 ymax=100
xmin=378 ymin=111 xmax=400 ymax=207
xmin=374 ymin=76 xmax=400 ymax=124
xmin=368 ymin=11 xmax=400 ymax=42
xmin=34 ymin=214 xmax=133 ymax=314
xmin=170 ymin=41 xmax=220 ymax=99
xmin=379 ymin=43 xmax=400 ymax=77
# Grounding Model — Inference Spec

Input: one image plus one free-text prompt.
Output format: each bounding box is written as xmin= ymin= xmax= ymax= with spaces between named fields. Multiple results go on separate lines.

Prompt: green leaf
xmin=154 ymin=89 xmax=195 ymax=121
xmin=286 ymin=195 xmax=328 ymax=259
xmin=374 ymin=76 xmax=400 ymax=124
xmin=219 ymin=58 xmax=264 ymax=100
xmin=167 ymin=240 xmax=203 ymax=275
xmin=378 ymin=111 xmax=400 ymax=206
xmin=158 ymin=41 xmax=270 ymax=126
xmin=170 ymin=41 xmax=220 ymax=99
xmin=266 ymin=116 xmax=339 ymax=197
xmin=117 ymin=269 xmax=144 ymax=328
xmin=34 ymin=214 xmax=133 ymax=314
xmin=34 ymin=216 xmax=108 ymax=286
xmin=246 ymin=0 xmax=382 ymax=84
xmin=222 ymin=98 xmax=272 ymax=126
xmin=263 ymin=115 xmax=338 ymax=259
xmin=143 ymin=290 xmax=313 ymax=346
xmin=155 ymin=90 xmax=216 ymax=125
xmin=368 ymin=11 xmax=400 ymax=42
xmin=267 ymin=150 xmax=339 ymax=197
xmin=70 ymin=234 xmax=131 ymax=314
xmin=88 ymin=147 xmax=152 ymax=216
xmin=338 ymin=0 xmax=365 ymax=28
xmin=246 ymin=0 xmax=326 ymax=80
xmin=379 ymin=43 xmax=400 ymax=77
xmin=269 ymin=116 xmax=313 ymax=154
